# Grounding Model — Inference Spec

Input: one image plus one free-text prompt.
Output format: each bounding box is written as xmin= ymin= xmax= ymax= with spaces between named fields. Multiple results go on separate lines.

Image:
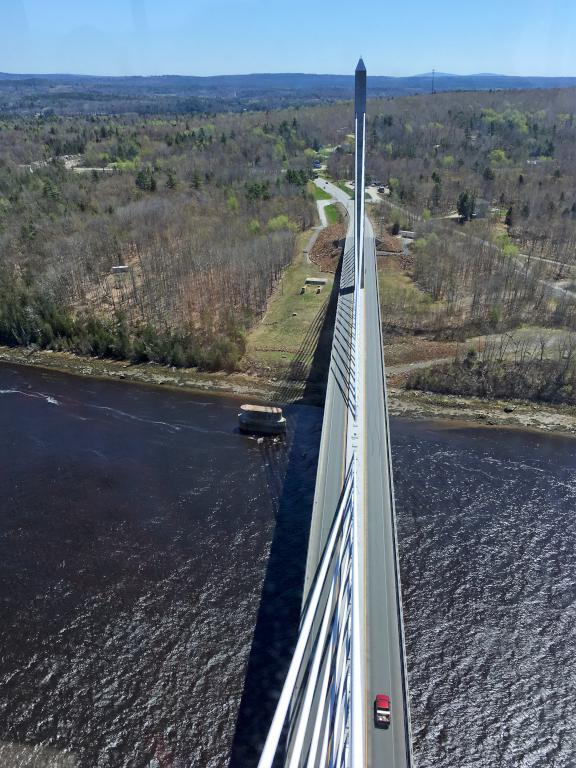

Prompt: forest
xmin=350 ymin=87 xmax=576 ymax=405
xmin=0 ymin=110 xmax=319 ymax=370
xmin=3 ymin=84 xmax=576 ymax=402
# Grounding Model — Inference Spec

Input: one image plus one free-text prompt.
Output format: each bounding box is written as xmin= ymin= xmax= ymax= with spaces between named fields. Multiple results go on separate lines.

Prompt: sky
xmin=1 ymin=0 xmax=575 ymax=78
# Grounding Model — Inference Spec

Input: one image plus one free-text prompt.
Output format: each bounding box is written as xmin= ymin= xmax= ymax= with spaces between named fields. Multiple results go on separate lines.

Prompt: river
xmin=395 ymin=420 xmax=576 ymax=768
xmin=0 ymin=364 xmax=574 ymax=767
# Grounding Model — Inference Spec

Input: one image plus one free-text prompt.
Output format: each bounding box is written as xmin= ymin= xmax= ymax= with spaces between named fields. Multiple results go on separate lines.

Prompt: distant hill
xmin=1 ymin=71 xmax=576 ymax=115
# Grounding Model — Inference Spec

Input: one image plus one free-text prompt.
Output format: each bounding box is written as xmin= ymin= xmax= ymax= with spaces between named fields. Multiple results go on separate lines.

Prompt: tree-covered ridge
xmin=3 ymin=71 xmax=576 ymax=116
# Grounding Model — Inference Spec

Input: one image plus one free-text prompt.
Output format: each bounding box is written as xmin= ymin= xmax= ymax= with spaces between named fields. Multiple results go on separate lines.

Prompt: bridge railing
xmin=257 ymin=464 xmax=356 ymax=768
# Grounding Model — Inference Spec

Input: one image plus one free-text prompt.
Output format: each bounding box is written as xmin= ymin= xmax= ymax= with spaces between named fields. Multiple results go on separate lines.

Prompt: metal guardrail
xmin=256 ymin=465 xmax=355 ymax=768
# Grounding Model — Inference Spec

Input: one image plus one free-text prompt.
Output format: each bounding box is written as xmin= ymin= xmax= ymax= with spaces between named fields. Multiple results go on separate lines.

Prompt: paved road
xmin=315 ymin=198 xmax=332 ymax=227
xmin=303 ymin=178 xmax=412 ymax=768
xmin=295 ymin=176 xmax=356 ymax=765
xmin=363 ymin=215 xmax=412 ymax=768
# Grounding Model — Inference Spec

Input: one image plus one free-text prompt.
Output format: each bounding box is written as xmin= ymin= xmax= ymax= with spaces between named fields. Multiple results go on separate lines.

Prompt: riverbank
xmin=3 ymin=344 xmax=576 ymax=437
xmin=0 ymin=346 xmax=285 ymax=403
xmin=387 ymin=386 xmax=576 ymax=437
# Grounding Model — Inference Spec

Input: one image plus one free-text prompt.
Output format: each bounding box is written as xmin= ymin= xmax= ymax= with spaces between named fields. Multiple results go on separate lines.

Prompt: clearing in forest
xmin=243 ymin=230 xmax=336 ymax=382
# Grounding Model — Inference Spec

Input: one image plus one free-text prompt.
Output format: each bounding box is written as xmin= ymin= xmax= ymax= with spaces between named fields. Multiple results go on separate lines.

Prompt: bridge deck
xmin=302 ymin=179 xmax=412 ymax=768
xmin=363 ymin=218 xmax=412 ymax=768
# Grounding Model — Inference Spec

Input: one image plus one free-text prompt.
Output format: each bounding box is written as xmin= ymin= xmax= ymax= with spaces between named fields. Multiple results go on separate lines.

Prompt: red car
xmin=374 ymin=694 xmax=391 ymax=728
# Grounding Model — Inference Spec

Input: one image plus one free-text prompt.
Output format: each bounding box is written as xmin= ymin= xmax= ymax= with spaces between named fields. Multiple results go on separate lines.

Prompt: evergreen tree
xmin=457 ymin=191 xmax=475 ymax=222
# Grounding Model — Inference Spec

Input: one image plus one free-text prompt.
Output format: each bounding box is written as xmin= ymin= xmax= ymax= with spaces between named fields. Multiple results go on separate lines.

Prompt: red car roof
xmin=375 ymin=694 xmax=390 ymax=708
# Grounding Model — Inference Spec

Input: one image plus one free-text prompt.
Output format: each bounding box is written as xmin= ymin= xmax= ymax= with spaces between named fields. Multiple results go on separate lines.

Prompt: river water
xmin=395 ymin=421 xmax=576 ymax=768
xmin=0 ymin=364 xmax=574 ymax=767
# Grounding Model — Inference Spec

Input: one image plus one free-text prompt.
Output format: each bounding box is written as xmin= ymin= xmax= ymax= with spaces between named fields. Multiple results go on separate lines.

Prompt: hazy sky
xmin=1 ymin=0 xmax=575 ymax=77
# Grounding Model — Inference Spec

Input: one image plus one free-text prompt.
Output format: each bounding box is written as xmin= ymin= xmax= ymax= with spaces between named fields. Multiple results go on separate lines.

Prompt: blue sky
xmin=1 ymin=0 xmax=575 ymax=77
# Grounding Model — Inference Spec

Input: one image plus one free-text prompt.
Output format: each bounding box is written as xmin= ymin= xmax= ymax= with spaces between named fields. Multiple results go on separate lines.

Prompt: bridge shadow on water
xmin=228 ymin=260 xmax=342 ymax=767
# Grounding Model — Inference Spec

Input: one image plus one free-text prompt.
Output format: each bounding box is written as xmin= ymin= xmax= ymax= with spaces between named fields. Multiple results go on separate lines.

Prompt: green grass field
xmin=325 ymin=203 xmax=341 ymax=225
xmin=244 ymin=232 xmax=334 ymax=371
xmin=308 ymin=181 xmax=332 ymax=200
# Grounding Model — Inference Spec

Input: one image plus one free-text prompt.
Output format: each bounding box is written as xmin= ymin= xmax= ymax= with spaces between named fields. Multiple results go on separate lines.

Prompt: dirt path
xmin=385 ymin=357 xmax=453 ymax=376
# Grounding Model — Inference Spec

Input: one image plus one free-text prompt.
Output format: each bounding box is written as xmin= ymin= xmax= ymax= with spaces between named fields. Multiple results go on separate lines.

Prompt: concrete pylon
xmin=355 ymin=58 xmax=366 ymax=289
xmin=355 ymin=57 xmax=366 ymax=117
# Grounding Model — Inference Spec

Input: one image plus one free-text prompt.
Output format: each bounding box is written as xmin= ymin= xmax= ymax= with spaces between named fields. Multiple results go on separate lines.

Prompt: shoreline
xmin=387 ymin=386 xmax=576 ymax=438
xmin=2 ymin=345 xmax=576 ymax=437
xmin=0 ymin=346 xmax=289 ymax=405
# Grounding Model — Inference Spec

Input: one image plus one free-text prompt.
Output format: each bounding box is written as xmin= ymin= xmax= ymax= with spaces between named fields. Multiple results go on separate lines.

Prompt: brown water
xmin=1 ymin=364 xmax=575 ymax=767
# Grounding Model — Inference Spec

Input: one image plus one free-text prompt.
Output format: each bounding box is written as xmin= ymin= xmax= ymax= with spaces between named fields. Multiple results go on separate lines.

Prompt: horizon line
xmin=2 ymin=69 xmax=576 ymax=80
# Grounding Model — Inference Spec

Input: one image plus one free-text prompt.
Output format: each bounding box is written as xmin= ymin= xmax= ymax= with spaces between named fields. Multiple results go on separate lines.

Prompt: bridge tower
xmin=355 ymin=57 xmax=366 ymax=289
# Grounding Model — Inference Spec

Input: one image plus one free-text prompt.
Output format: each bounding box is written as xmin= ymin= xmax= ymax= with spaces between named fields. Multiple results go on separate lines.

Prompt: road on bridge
xmin=305 ymin=178 xmax=412 ymax=768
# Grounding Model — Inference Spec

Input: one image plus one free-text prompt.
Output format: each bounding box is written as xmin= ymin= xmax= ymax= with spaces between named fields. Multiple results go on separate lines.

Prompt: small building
xmin=111 ymin=265 xmax=130 ymax=274
xmin=305 ymin=277 xmax=327 ymax=286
